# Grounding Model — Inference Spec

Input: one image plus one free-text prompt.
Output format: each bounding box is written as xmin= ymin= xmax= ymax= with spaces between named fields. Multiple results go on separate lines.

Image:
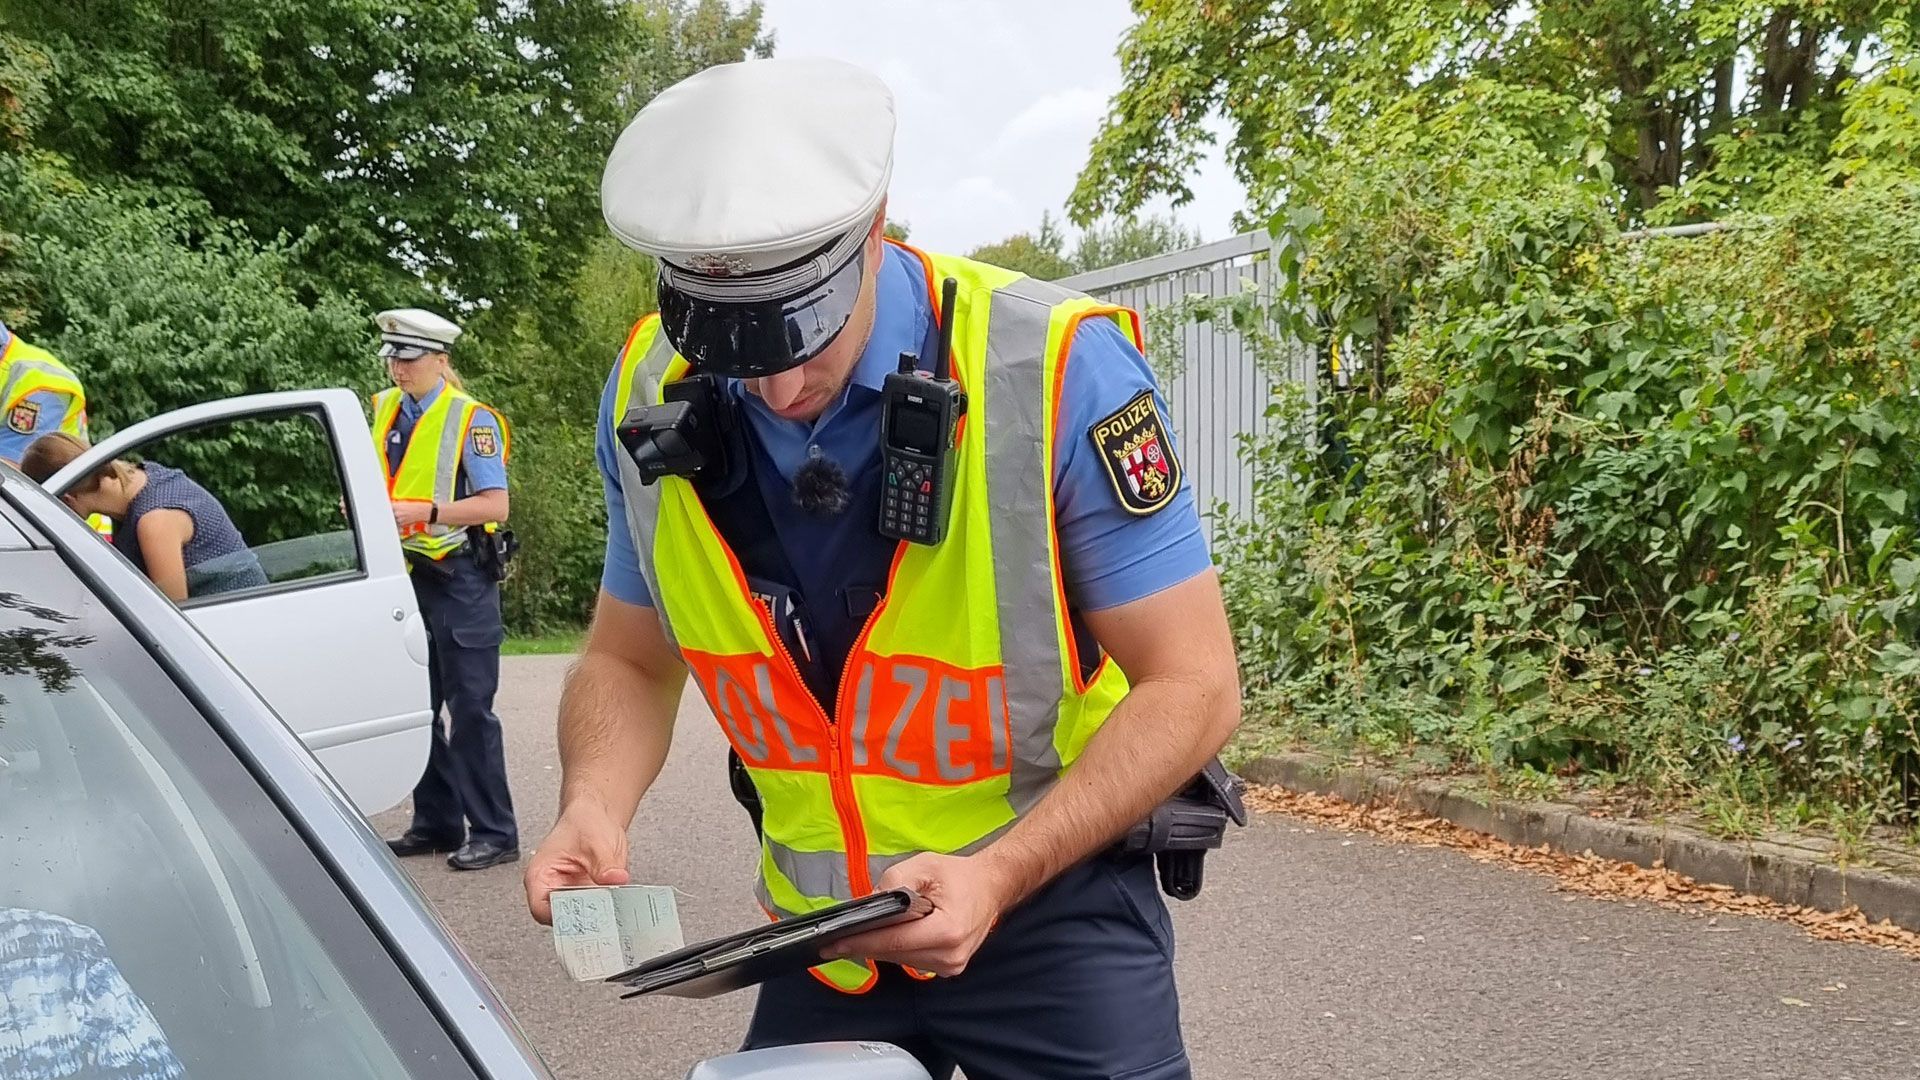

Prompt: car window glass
xmin=0 ymin=562 xmax=469 ymax=1079
xmin=98 ymin=410 xmax=363 ymax=604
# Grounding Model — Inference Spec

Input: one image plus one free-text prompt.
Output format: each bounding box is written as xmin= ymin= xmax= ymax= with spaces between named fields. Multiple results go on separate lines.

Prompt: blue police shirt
xmin=596 ymin=246 xmax=1210 ymax=614
xmin=388 ymin=379 xmax=508 ymax=494
xmin=0 ymin=324 xmax=81 ymax=465
xmin=0 ymin=390 xmax=76 ymax=465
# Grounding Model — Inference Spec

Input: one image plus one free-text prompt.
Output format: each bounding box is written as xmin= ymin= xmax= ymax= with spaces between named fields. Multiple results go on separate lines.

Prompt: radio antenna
xmin=934 ymin=277 xmax=958 ymax=382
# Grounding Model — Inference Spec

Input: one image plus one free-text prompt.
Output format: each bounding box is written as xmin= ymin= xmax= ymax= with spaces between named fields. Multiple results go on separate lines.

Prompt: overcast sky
xmin=753 ymin=0 xmax=1248 ymax=255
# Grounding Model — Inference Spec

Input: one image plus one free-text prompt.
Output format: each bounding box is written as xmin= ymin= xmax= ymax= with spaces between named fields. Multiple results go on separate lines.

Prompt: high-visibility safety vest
xmin=0 ymin=334 xmax=87 ymax=442
xmin=371 ymin=384 xmax=509 ymax=560
xmin=611 ymin=243 xmax=1140 ymax=992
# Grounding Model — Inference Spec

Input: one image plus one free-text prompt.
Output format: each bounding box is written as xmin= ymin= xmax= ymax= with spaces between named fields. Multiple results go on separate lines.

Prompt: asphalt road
xmin=374 ymin=656 xmax=1920 ymax=1079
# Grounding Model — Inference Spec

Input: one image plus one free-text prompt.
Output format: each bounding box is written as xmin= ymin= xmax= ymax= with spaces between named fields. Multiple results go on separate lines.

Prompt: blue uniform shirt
xmin=0 ymin=389 xmax=77 ymax=465
xmin=597 ymin=246 xmax=1210 ymax=616
xmin=0 ymin=324 xmax=81 ymax=465
xmin=387 ymin=379 xmax=508 ymax=494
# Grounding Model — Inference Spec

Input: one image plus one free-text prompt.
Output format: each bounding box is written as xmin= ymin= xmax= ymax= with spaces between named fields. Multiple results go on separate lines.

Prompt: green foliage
xmin=471 ymin=236 xmax=658 ymax=632
xmin=5 ymin=0 xmax=640 ymax=311
xmin=1074 ymin=1 xmax=1920 ymax=223
xmin=1 ymin=154 xmax=374 ymax=531
xmin=1213 ymin=71 xmax=1920 ymax=829
xmin=967 ymin=211 xmax=1077 ymax=280
xmin=1 ymin=0 xmax=771 ymax=634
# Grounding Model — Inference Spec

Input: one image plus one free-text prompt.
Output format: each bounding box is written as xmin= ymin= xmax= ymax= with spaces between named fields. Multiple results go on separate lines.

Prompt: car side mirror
xmin=685 ymin=1042 xmax=933 ymax=1080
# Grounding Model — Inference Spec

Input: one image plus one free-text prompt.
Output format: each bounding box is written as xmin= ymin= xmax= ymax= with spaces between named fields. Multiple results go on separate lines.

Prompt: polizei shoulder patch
xmin=7 ymin=399 xmax=39 ymax=434
xmin=1089 ymin=389 xmax=1181 ymax=516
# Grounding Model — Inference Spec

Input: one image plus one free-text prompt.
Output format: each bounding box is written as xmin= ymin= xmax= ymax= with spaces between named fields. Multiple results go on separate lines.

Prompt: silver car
xmin=0 ymin=462 xmax=925 ymax=1080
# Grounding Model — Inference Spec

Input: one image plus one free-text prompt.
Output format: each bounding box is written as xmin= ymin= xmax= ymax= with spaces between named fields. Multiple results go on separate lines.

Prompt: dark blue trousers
xmin=408 ymin=551 xmax=517 ymax=847
xmin=743 ymin=854 xmax=1190 ymax=1080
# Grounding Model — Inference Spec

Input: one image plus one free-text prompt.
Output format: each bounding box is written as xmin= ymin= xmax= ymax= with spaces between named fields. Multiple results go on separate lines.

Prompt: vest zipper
xmin=747 ymin=543 xmax=904 ymax=900
xmin=752 ymin=598 xmax=876 ymax=897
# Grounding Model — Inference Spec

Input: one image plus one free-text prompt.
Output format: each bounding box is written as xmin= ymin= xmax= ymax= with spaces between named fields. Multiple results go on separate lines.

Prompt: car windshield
xmin=0 ymin=552 xmax=470 ymax=1079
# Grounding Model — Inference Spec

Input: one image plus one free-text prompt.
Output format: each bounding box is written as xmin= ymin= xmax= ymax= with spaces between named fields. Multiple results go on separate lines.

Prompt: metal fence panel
xmin=1056 ymin=230 xmax=1313 ymax=541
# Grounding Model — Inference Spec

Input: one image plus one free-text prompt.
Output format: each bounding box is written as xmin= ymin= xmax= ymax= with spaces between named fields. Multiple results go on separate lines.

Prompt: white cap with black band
xmin=600 ymin=57 xmax=897 ymax=377
xmin=375 ymin=308 xmax=462 ymax=359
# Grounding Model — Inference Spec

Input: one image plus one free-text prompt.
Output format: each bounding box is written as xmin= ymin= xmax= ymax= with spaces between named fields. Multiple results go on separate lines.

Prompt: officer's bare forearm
xmin=439 ymin=488 xmax=508 ymax=527
xmin=978 ymin=573 xmax=1241 ymax=907
xmin=556 ymin=591 xmax=686 ymax=825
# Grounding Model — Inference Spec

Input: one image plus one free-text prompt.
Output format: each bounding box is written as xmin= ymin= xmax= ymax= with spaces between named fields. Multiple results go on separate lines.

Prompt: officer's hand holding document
xmin=550 ymin=885 xmax=684 ymax=982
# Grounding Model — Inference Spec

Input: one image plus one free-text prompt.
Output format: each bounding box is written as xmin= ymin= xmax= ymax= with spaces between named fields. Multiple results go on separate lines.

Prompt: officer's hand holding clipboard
xmin=607 ymin=888 xmax=933 ymax=999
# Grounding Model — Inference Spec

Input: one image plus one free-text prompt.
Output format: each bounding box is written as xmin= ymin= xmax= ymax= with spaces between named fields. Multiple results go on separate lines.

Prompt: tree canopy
xmin=0 ymin=0 xmax=771 ymax=632
xmin=1072 ymin=1 xmax=1920 ymax=222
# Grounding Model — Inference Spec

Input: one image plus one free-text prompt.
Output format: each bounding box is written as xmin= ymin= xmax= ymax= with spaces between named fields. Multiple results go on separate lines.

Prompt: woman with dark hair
xmin=20 ymin=432 xmax=268 ymax=601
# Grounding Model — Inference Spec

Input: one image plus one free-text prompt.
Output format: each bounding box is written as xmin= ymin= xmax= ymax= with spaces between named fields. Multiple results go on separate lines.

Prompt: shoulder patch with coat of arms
xmin=7 ymin=399 xmax=40 ymax=435
xmin=470 ymin=424 xmax=499 ymax=458
xmin=1089 ymin=389 xmax=1182 ymax=516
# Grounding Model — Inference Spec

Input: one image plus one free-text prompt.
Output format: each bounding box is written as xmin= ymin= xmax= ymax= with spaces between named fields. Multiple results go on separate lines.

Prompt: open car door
xmin=45 ymin=389 xmax=430 ymax=815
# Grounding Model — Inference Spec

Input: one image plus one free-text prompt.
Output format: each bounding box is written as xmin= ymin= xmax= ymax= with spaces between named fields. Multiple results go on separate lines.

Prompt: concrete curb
xmin=1241 ymin=751 xmax=1920 ymax=934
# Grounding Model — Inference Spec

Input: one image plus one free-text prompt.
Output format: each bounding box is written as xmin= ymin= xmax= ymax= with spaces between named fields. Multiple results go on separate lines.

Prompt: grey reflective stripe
xmin=983 ymin=281 xmax=1072 ymax=814
xmin=422 ymin=397 xmax=467 ymax=545
xmin=613 ymin=331 xmax=681 ymax=647
xmin=850 ymin=664 xmax=875 ymax=766
xmin=761 ymin=839 xmax=918 ymax=906
xmin=0 ymin=356 xmax=79 ymax=408
xmin=883 ymin=664 xmax=927 ymax=779
xmin=755 ymin=662 xmax=817 ymax=763
xmin=757 ymin=830 xmax=1012 ymax=915
xmin=932 ymin=676 xmax=974 ymax=782
xmin=712 ymin=665 xmax=768 ymax=760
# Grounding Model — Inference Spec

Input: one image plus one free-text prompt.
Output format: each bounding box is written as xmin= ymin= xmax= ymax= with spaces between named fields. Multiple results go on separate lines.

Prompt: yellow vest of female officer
xmin=1 ymin=335 xmax=87 ymax=440
xmin=371 ymin=384 xmax=508 ymax=560
xmin=612 ymin=243 xmax=1138 ymax=993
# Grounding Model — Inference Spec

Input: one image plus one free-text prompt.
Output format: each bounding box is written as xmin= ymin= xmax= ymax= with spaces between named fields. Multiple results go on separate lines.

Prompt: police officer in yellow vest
xmin=0 ymin=319 xmax=87 ymax=468
xmin=372 ymin=308 xmax=520 ymax=872
xmin=524 ymin=59 xmax=1241 ymax=1078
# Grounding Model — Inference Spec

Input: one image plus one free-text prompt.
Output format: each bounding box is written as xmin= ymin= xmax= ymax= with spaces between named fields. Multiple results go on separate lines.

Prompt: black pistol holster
xmin=1117 ymin=758 xmax=1249 ymax=901
xmin=467 ymin=525 xmax=519 ymax=583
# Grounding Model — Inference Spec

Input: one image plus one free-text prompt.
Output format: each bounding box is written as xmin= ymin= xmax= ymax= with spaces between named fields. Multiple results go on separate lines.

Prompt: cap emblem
xmin=684 ymin=252 xmax=753 ymax=277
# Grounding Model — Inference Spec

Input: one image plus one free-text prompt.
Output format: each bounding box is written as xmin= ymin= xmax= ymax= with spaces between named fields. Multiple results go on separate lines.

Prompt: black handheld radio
xmin=879 ymin=277 xmax=966 ymax=545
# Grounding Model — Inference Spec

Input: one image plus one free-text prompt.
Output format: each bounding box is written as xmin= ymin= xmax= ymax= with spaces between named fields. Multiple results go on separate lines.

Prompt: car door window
xmin=85 ymin=409 xmax=364 ymax=604
xmin=0 ymin=555 xmax=472 ymax=1079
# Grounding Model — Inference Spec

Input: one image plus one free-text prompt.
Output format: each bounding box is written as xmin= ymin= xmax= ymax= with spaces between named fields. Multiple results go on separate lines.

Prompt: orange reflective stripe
xmin=846 ymin=656 xmax=1010 ymax=785
xmin=1047 ymin=304 xmax=1139 ymax=694
xmin=682 ymin=650 xmax=829 ymax=771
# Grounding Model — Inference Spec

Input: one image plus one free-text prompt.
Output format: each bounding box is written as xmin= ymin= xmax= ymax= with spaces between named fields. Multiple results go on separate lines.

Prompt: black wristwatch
xmin=428 ymin=502 xmax=439 ymax=525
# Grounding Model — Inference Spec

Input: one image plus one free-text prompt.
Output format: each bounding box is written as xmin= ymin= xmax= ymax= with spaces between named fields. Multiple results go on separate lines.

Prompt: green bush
xmin=2 ymin=157 xmax=376 ymax=537
xmin=468 ymin=236 xmax=659 ymax=635
xmin=1220 ymin=83 xmax=1920 ymax=835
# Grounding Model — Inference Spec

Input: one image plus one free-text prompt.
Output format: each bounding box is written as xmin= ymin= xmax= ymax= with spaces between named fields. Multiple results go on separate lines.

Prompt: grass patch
xmin=503 ymin=632 xmax=584 ymax=656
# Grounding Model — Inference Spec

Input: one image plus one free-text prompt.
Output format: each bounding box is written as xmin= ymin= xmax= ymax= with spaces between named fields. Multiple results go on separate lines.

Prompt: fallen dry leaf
xmin=1245 ymin=784 xmax=1920 ymax=962
xmin=1780 ymin=997 xmax=1811 ymax=1007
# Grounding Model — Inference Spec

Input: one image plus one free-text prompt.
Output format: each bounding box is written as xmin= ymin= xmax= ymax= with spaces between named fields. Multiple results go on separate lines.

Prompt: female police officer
xmin=372 ymin=308 xmax=519 ymax=871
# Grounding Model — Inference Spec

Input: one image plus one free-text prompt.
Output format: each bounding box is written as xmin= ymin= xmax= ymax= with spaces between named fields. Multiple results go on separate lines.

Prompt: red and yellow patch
xmin=7 ymin=400 xmax=40 ymax=435
xmin=1089 ymin=389 xmax=1181 ymax=516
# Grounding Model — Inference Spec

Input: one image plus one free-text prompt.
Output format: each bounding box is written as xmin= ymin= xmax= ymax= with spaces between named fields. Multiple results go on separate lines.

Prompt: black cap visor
xmin=658 ymin=247 xmax=865 ymax=378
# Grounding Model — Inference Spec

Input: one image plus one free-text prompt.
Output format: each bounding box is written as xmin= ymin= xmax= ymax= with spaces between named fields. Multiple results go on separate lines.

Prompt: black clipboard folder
xmin=607 ymin=888 xmax=933 ymax=999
